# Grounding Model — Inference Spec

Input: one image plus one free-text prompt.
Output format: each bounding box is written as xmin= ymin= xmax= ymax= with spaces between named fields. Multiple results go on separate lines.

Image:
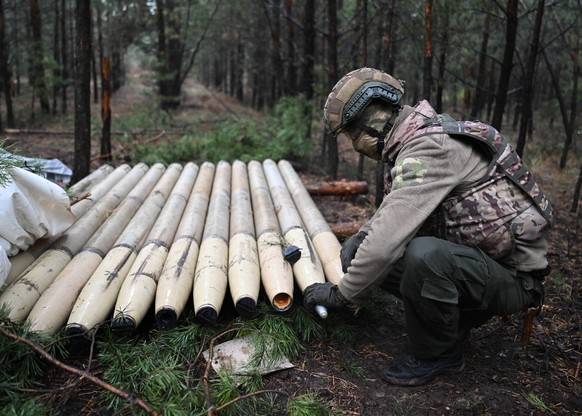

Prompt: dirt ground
xmin=3 ymin=66 xmax=582 ymax=415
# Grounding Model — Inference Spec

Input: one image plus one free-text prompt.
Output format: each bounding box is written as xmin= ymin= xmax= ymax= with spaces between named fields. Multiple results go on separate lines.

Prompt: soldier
xmin=303 ymin=67 xmax=553 ymax=386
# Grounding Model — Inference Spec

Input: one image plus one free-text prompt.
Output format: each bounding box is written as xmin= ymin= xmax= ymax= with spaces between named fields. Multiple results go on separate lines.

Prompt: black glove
xmin=303 ymin=282 xmax=347 ymax=313
xmin=340 ymin=231 xmax=367 ymax=273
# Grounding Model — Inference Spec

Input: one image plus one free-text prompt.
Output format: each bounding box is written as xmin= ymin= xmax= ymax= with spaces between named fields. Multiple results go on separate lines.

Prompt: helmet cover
xmin=324 ymin=67 xmax=405 ymax=135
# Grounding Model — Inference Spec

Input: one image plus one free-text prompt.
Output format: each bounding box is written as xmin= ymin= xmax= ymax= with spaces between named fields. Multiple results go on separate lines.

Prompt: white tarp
xmin=0 ymin=167 xmax=76 ymax=285
xmin=0 ymin=149 xmax=72 ymax=184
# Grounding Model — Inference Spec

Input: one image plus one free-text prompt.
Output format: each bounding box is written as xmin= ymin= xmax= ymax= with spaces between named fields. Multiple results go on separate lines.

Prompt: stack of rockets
xmin=0 ymin=159 xmax=344 ymax=337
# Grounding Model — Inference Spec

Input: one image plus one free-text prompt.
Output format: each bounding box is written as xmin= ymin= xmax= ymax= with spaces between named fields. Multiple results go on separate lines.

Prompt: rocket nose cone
xmin=65 ymin=323 xmax=89 ymax=338
xmin=197 ymin=306 xmax=218 ymax=325
xmin=273 ymin=293 xmax=293 ymax=311
xmin=111 ymin=315 xmax=137 ymax=337
xmin=156 ymin=307 xmax=178 ymax=330
xmin=235 ymin=296 xmax=257 ymax=317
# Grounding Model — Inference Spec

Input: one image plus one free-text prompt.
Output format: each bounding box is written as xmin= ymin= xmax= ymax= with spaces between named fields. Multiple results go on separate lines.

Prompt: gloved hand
xmin=303 ymin=282 xmax=347 ymax=313
xmin=340 ymin=231 xmax=367 ymax=273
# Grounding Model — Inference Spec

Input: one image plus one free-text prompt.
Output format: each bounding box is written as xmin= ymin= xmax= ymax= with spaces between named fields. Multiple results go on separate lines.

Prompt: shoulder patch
xmin=393 ymin=157 xmax=428 ymax=189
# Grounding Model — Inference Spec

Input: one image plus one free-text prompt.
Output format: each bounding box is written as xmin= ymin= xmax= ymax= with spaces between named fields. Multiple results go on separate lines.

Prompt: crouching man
xmin=304 ymin=67 xmax=552 ymax=386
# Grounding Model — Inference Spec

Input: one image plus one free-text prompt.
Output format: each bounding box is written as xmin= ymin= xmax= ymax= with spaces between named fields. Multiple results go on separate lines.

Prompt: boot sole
xmin=380 ymin=361 xmax=465 ymax=387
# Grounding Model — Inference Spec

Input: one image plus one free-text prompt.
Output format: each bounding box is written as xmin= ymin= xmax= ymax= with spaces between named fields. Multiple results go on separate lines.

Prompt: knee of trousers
xmin=399 ymin=237 xmax=456 ymax=300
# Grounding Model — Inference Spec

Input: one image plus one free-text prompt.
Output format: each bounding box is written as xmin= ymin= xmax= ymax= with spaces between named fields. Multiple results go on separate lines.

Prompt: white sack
xmin=0 ymin=246 xmax=9 ymax=286
xmin=0 ymin=167 xmax=76 ymax=257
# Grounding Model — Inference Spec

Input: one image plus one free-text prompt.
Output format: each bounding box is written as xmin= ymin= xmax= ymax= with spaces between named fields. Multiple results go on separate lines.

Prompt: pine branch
xmin=0 ymin=326 xmax=160 ymax=416
xmin=203 ymin=326 xmax=240 ymax=416
xmin=212 ymin=388 xmax=289 ymax=413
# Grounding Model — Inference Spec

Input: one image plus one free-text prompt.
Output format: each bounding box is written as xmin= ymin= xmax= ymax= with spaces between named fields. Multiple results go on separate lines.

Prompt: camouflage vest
xmin=408 ymin=113 xmax=553 ymax=260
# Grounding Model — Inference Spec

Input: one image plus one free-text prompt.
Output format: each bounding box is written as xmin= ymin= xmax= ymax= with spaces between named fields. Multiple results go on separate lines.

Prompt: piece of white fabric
xmin=0 ymin=246 xmax=9 ymax=286
xmin=0 ymin=167 xmax=76 ymax=257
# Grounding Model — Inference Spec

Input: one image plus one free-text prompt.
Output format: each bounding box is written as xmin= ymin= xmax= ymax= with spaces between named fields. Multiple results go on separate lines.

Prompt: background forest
xmin=1 ymin=1 xmax=581 ymax=416
xmin=0 ymin=0 xmax=580 ymax=182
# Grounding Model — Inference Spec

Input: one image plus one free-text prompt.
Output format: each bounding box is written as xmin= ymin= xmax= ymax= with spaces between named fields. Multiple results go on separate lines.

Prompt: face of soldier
xmin=350 ymin=130 xmax=383 ymax=160
xmin=341 ymin=102 xmax=394 ymax=160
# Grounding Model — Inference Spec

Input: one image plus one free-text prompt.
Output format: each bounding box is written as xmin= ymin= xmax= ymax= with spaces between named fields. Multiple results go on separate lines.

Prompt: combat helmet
xmin=324 ymin=67 xmax=405 ymax=135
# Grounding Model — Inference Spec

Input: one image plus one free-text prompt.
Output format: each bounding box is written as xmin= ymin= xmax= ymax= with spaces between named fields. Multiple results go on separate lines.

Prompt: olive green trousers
xmin=383 ymin=237 xmax=534 ymax=360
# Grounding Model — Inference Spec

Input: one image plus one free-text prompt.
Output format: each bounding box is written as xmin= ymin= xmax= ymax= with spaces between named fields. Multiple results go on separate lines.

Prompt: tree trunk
xmin=491 ymin=0 xmax=518 ymax=130
xmin=101 ymin=57 xmax=112 ymax=162
xmin=380 ymin=0 xmax=396 ymax=73
xmin=91 ymin=16 xmax=98 ymax=104
xmin=235 ymin=36 xmax=244 ymax=102
xmin=422 ymin=0 xmax=433 ymax=101
xmin=263 ymin=0 xmax=284 ymax=102
xmin=29 ymin=0 xmax=50 ymax=113
xmin=72 ymin=0 xmax=92 ymax=184
xmin=0 ymin=0 xmax=15 ymax=128
xmin=156 ymin=0 xmax=182 ymax=110
xmin=356 ymin=0 xmax=368 ymax=181
xmin=572 ymin=164 xmax=582 ymax=213
xmin=60 ymin=0 xmax=68 ymax=114
xmin=546 ymin=13 xmax=580 ymax=170
xmin=470 ymin=11 xmax=491 ymax=119
xmin=324 ymin=0 xmax=338 ymax=178
xmin=516 ymin=0 xmax=545 ymax=157
xmin=301 ymin=0 xmax=315 ymax=100
xmin=284 ymin=0 xmax=296 ymax=93
xmin=52 ymin=1 xmax=59 ymax=115
xmin=162 ymin=0 xmax=183 ymax=110
xmin=434 ymin=10 xmax=448 ymax=114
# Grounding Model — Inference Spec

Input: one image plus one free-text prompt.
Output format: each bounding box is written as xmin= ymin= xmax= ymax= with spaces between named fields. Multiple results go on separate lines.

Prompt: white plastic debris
xmin=1 ymin=149 xmax=72 ymax=184
xmin=202 ymin=336 xmax=294 ymax=378
xmin=0 ymin=247 xmax=10 ymax=286
xmin=0 ymin=167 xmax=76 ymax=258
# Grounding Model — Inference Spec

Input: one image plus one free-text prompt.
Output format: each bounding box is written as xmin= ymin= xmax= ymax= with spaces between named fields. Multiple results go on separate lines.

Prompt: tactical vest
xmin=408 ymin=114 xmax=553 ymax=260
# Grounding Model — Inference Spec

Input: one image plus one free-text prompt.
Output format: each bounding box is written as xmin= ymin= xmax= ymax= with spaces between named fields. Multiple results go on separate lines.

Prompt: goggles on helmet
xmin=335 ymin=81 xmax=403 ymax=134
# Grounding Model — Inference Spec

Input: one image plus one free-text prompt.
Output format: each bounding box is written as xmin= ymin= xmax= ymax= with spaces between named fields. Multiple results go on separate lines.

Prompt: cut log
xmin=329 ymin=221 xmax=367 ymax=240
xmin=306 ymin=180 xmax=368 ymax=196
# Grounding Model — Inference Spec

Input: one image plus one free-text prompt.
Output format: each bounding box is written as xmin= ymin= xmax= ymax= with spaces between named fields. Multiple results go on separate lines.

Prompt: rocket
xmin=228 ymin=160 xmax=261 ymax=316
xmin=247 ymin=160 xmax=293 ymax=311
xmin=192 ymin=161 xmax=231 ymax=324
xmin=262 ymin=159 xmax=328 ymax=318
xmin=154 ymin=162 xmax=215 ymax=329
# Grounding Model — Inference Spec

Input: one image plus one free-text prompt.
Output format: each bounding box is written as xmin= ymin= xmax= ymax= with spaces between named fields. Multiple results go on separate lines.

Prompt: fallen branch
xmin=306 ymin=180 xmax=368 ymax=196
xmin=330 ymin=221 xmax=366 ymax=240
xmin=203 ymin=326 xmax=240 ymax=416
xmin=70 ymin=192 xmax=91 ymax=206
xmin=201 ymin=325 xmax=290 ymax=415
xmin=0 ymin=326 xmax=160 ymax=416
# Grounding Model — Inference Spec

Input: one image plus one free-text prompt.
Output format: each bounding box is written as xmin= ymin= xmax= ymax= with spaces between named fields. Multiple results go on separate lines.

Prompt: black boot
xmin=380 ymin=349 xmax=464 ymax=386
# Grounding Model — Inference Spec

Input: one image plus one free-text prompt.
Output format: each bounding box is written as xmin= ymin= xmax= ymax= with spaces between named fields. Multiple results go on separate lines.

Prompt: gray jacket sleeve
xmin=338 ymin=133 xmax=488 ymax=304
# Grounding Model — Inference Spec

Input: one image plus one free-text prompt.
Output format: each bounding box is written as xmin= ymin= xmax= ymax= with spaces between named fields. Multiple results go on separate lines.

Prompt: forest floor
xmin=4 ymin=61 xmax=582 ymax=415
